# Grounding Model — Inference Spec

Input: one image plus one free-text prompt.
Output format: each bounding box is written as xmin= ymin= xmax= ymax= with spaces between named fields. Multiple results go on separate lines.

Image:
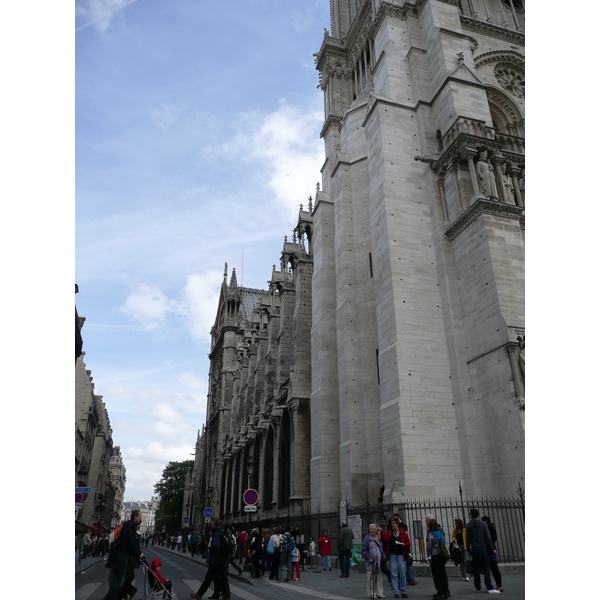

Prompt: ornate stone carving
xmin=494 ymin=64 xmax=524 ymax=98
xmin=501 ymin=163 xmax=515 ymax=204
xmin=460 ymin=14 xmax=525 ymax=46
xmin=476 ymin=150 xmax=499 ymax=198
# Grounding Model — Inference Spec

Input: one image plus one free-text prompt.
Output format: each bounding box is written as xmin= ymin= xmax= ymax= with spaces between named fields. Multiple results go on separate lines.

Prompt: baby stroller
xmin=140 ymin=557 xmax=176 ymax=600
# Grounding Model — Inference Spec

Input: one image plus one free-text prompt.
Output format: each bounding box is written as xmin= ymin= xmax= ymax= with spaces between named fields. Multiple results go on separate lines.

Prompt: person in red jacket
xmin=380 ymin=517 xmax=410 ymax=598
xmin=150 ymin=558 xmax=173 ymax=598
xmin=318 ymin=530 xmax=332 ymax=571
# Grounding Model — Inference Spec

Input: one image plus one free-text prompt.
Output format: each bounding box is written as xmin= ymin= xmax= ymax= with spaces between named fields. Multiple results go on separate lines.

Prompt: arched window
xmin=279 ymin=410 xmax=291 ymax=508
xmin=264 ymin=427 xmax=274 ymax=508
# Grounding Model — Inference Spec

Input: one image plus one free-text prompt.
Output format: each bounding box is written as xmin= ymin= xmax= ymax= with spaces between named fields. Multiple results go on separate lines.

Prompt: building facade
xmin=190 ymin=0 xmax=525 ymax=522
xmin=109 ymin=446 xmax=127 ymax=528
xmin=122 ymin=500 xmax=157 ymax=536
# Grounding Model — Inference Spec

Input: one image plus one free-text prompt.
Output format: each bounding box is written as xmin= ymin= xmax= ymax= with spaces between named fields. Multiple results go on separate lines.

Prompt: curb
xmin=76 ymin=557 xmax=105 ymax=576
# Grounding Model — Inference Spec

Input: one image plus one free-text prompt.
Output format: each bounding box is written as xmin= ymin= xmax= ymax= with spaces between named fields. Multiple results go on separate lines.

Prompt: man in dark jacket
xmin=338 ymin=521 xmax=354 ymax=578
xmin=250 ymin=527 xmax=263 ymax=578
xmin=103 ymin=510 xmax=145 ymax=600
xmin=191 ymin=518 xmax=230 ymax=600
xmin=466 ymin=508 xmax=499 ymax=594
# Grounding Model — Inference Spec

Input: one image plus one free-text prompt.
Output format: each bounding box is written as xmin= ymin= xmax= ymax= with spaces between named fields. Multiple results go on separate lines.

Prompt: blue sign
xmin=204 ymin=507 xmax=214 ymax=518
xmin=183 ymin=516 xmax=190 ymax=524
xmin=75 ymin=487 xmax=92 ymax=493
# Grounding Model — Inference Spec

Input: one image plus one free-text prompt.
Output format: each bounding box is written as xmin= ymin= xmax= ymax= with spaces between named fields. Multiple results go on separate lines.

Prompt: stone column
xmin=509 ymin=164 xmax=524 ymax=207
xmin=461 ymin=149 xmax=479 ymax=201
xmin=482 ymin=0 xmax=492 ymax=23
xmin=491 ymin=154 xmax=507 ymax=202
xmin=506 ymin=0 xmax=522 ymax=31
xmin=496 ymin=0 xmax=510 ymax=27
xmin=447 ymin=162 xmax=464 ymax=210
xmin=437 ymin=173 xmax=449 ymax=221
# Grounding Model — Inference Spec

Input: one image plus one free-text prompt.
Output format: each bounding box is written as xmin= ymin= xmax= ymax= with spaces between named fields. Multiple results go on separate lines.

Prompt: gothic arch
xmin=486 ymin=87 xmax=524 ymax=137
xmin=264 ymin=426 xmax=274 ymax=508
xmin=278 ymin=409 xmax=291 ymax=508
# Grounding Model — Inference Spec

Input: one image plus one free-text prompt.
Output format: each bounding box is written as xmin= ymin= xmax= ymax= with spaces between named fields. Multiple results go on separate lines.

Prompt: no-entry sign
xmin=243 ymin=488 xmax=258 ymax=506
xmin=75 ymin=493 xmax=84 ymax=503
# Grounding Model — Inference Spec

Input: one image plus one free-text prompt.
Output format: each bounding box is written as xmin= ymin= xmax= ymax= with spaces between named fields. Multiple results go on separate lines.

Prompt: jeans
xmin=389 ymin=553 xmax=407 ymax=595
xmin=406 ymin=562 xmax=416 ymax=583
xmin=339 ymin=549 xmax=351 ymax=576
xmin=472 ymin=549 xmax=493 ymax=591
xmin=278 ymin=550 xmax=292 ymax=581
xmin=321 ymin=554 xmax=331 ymax=570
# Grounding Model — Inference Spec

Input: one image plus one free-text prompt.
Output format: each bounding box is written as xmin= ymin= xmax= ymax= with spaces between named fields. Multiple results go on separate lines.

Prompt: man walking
xmin=250 ymin=527 xmax=263 ymax=578
xmin=83 ymin=531 xmax=91 ymax=559
xmin=190 ymin=518 xmax=230 ymax=600
xmin=338 ymin=521 xmax=354 ymax=578
xmin=466 ymin=508 xmax=500 ymax=594
xmin=102 ymin=509 xmax=145 ymax=600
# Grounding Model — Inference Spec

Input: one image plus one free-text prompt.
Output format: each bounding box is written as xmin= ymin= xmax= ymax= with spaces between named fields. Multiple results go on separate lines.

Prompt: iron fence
xmin=225 ymin=495 xmax=524 ymax=564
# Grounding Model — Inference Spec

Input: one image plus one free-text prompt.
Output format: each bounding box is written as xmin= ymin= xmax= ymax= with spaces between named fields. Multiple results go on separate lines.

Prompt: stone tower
xmin=312 ymin=0 xmax=525 ymax=510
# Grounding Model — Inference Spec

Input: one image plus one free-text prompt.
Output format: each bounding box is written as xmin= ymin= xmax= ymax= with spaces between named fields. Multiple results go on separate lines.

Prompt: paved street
xmin=76 ymin=546 xmax=524 ymax=600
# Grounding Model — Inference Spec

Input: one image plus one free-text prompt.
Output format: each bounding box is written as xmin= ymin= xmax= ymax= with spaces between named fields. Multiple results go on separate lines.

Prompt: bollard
xmin=314 ymin=552 xmax=321 ymax=573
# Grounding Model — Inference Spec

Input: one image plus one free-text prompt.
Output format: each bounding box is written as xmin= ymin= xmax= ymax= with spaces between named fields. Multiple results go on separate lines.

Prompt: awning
xmin=92 ymin=522 xmax=109 ymax=534
xmin=75 ymin=520 xmax=92 ymax=533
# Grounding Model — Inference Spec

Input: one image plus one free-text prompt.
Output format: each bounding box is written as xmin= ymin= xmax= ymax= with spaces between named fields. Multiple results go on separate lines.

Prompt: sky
xmin=74 ymin=0 xmax=329 ymax=501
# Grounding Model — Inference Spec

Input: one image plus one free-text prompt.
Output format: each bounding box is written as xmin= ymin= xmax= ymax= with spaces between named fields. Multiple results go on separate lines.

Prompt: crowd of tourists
xmin=93 ymin=506 xmax=504 ymax=600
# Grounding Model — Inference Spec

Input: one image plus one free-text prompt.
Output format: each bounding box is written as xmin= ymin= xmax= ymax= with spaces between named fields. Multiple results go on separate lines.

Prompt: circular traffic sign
xmin=204 ymin=507 xmax=214 ymax=518
xmin=75 ymin=493 xmax=83 ymax=503
xmin=183 ymin=516 xmax=190 ymax=524
xmin=243 ymin=488 xmax=259 ymax=506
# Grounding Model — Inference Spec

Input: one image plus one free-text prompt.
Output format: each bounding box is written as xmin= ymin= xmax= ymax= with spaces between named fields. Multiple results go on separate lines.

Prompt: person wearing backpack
xmin=190 ymin=518 xmax=230 ymax=600
xmin=427 ymin=518 xmax=450 ymax=600
xmin=278 ymin=526 xmax=295 ymax=582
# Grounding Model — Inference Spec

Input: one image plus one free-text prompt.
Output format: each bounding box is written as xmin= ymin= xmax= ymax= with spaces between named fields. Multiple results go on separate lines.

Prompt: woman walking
xmin=481 ymin=516 xmax=503 ymax=592
xmin=268 ymin=527 xmax=281 ymax=580
xmin=427 ymin=518 xmax=450 ymax=600
xmin=451 ymin=519 xmax=469 ymax=582
xmin=362 ymin=524 xmax=385 ymax=599
xmin=383 ymin=517 xmax=410 ymax=598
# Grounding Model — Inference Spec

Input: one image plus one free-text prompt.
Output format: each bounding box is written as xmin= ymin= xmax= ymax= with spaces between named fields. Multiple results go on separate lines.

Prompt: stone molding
xmin=475 ymin=49 xmax=524 ymax=69
xmin=320 ymin=115 xmax=342 ymax=139
xmin=445 ymin=197 xmax=524 ymax=242
xmin=459 ymin=15 xmax=525 ymax=46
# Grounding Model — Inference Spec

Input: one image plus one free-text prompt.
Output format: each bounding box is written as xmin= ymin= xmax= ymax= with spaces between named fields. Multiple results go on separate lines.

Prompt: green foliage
xmin=154 ymin=460 xmax=194 ymax=535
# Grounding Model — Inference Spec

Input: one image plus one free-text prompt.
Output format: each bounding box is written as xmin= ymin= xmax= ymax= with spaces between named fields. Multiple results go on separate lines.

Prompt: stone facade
xmin=109 ymin=446 xmax=127 ymax=528
xmin=190 ymin=0 xmax=525 ymax=521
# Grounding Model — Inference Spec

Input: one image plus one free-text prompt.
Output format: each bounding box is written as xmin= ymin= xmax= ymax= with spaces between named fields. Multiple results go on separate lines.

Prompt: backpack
xmin=113 ymin=523 xmax=123 ymax=542
xmin=267 ymin=537 xmax=275 ymax=554
xmin=283 ymin=534 xmax=295 ymax=552
xmin=220 ymin=532 xmax=235 ymax=556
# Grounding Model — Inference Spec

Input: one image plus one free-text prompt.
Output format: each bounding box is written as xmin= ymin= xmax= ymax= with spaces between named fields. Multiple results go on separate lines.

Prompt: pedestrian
xmin=481 ymin=516 xmax=503 ymax=593
xmin=290 ymin=544 xmax=301 ymax=581
xmin=398 ymin=522 xmax=417 ymax=586
xmin=466 ymin=509 xmax=500 ymax=594
xmin=177 ymin=532 xmax=182 ymax=552
xmin=382 ymin=516 xmax=410 ymax=598
xmin=278 ymin=526 xmax=295 ymax=582
xmin=83 ymin=531 xmax=91 ymax=559
xmin=239 ymin=528 xmax=248 ymax=571
xmin=227 ymin=527 xmax=243 ymax=576
xmin=268 ymin=526 xmax=281 ymax=580
xmin=249 ymin=527 xmax=263 ymax=578
xmin=189 ymin=529 xmax=199 ymax=558
xmin=102 ymin=509 xmax=145 ymax=600
xmin=362 ymin=523 xmax=385 ymax=599
xmin=338 ymin=520 xmax=354 ymax=578
xmin=190 ymin=518 xmax=230 ymax=600
xmin=261 ymin=528 xmax=271 ymax=574
xmin=451 ymin=518 xmax=469 ymax=582
xmin=426 ymin=518 xmax=450 ymax=600
xmin=117 ymin=520 xmax=143 ymax=599
xmin=318 ymin=529 xmax=332 ymax=571
xmin=308 ymin=536 xmax=317 ymax=567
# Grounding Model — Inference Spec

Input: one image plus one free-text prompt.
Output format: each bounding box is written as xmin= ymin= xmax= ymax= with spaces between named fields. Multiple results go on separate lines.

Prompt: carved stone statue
xmin=518 ymin=168 xmax=525 ymax=203
xmin=501 ymin=163 xmax=515 ymax=204
xmin=476 ymin=150 xmax=499 ymax=199
xmin=517 ymin=336 xmax=525 ymax=381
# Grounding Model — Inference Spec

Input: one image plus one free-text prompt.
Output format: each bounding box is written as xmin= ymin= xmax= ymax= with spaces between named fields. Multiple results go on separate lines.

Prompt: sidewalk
xmin=75 ymin=553 xmax=106 ymax=575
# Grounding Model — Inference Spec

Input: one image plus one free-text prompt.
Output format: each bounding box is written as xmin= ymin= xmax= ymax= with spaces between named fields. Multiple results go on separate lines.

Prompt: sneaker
xmin=487 ymin=591 xmax=501 ymax=595
xmin=464 ymin=577 xmax=470 ymax=582
xmin=473 ymin=588 xmax=481 ymax=593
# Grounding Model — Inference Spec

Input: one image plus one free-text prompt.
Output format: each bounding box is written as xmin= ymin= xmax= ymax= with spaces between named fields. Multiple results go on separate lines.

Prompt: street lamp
xmin=246 ymin=457 xmax=255 ymax=548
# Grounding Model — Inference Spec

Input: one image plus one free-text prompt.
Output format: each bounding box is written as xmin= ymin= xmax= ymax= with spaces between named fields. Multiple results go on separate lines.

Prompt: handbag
xmin=436 ymin=533 xmax=449 ymax=564
xmin=489 ymin=548 xmax=498 ymax=561
xmin=407 ymin=553 xmax=413 ymax=567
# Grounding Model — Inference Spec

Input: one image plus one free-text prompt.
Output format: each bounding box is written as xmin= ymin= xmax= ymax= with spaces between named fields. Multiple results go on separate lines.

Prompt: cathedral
xmin=189 ymin=0 xmax=525 ymax=526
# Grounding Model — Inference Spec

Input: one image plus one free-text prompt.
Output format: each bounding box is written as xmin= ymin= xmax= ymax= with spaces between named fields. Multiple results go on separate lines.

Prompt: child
xmin=150 ymin=558 xmax=173 ymax=598
xmin=291 ymin=546 xmax=300 ymax=581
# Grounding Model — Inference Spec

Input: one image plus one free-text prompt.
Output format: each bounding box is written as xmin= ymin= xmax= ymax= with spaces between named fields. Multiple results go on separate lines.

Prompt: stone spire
xmin=229 ymin=267 xmax=238 ymax=289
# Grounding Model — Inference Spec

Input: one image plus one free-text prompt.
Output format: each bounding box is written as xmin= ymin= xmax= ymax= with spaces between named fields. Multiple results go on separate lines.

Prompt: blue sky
xmin=75 ymin=0 xmax=328 ymax=501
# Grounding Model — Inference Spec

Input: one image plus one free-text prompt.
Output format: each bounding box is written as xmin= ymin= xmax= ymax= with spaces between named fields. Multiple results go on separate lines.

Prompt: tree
xmin=154 ymin=460 xmax=194 ymax=535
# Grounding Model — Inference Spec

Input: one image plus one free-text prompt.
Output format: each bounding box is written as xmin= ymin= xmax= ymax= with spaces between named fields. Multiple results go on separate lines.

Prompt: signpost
xmin=203 ymin=507 xmax=214 ymax=519
xmin=243 ymin=505 xmax=257 ymax=512
xmin=75 ymin=493 xmax=84 ymax=503
xmin=243 ymin=489 xmax=258 ymax=506
xmin=183 ymin=516 xmax=190 ymax=525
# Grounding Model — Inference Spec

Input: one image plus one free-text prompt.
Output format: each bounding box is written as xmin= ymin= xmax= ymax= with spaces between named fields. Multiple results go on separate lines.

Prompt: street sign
xmin=183 ymin=516 xmax=190 ymax=524
xmin=204 ymin=507 xmax=214 ymax=518
xmin=75 ymin=503 xmax=83 ymax=509
xmin=75 ymin=493 xmax=84 ymax=503
xmin=243 ymin=488 xmax=259 ymax=506
xmin=244 ymin=505 xmax=257 ymax=512
xmin=162 ymin=525 xmax=166 ymax=533
xmin=75 ymin=487 xmax=92 ymax=493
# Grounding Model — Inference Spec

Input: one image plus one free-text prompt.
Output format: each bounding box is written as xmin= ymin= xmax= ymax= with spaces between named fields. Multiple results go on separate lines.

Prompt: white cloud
xmin=150 ymin=103 xmax=181 ymax=132
xmin=203 ymin=98 xmax=324 ymax=221
xmin=178 ymin=271 xmax=224 ymax=341
xmin=75 ymin=0 xmax=137 ymax=33
xmin=118 ymin=284 xmax=177 ymax=331
xmin=179 ymin=371 xmax=206 ymax=390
